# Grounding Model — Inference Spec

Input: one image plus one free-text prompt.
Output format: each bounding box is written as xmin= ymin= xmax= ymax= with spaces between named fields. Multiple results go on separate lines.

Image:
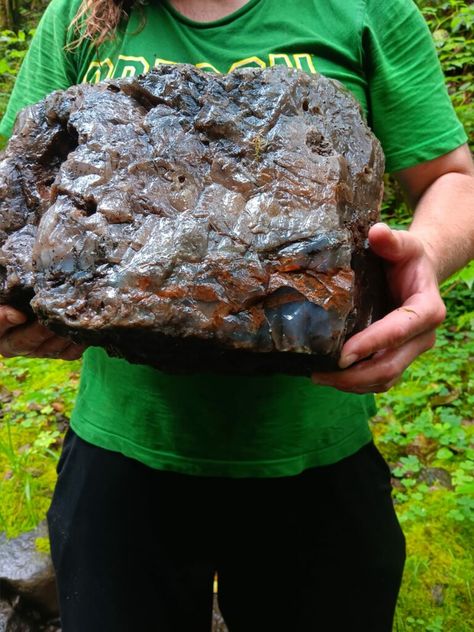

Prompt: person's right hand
xmin=0 ymin=306 xmax=84 ymax=360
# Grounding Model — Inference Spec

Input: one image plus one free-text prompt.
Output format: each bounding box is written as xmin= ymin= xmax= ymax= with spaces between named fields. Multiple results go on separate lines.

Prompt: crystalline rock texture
xmin=0 ymin=65 xmax=387 ymax=374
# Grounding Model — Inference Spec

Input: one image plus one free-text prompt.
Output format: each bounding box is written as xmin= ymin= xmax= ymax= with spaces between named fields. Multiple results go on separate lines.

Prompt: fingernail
xmin=6 ymin=311 xmax=26 ymax=325
xmin=339 ymin=353 xmax=358 ymax=369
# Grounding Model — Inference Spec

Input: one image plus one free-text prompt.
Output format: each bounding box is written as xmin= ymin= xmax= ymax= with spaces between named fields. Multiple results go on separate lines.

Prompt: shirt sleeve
xmin=0 ymin=0 xmax=82 ymax=140
xmin=362 ymin=0 xmax=467 ymax=173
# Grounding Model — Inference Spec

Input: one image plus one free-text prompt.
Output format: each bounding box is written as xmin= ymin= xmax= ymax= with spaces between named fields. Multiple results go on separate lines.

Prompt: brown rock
xmin=0 ymin=65 xmax=386 ymax=374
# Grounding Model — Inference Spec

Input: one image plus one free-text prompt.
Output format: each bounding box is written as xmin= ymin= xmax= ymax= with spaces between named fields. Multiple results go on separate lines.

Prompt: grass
xmin=0 ymin=356 xmax=80 ymax=537
xmin=372 ymin=274 xmax=474 ymax=631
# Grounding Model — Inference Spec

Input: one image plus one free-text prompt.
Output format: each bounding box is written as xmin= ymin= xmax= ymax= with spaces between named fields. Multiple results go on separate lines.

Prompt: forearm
xmin=395 ymin=143 xmax=474 ymax=283
xmin=409 ymin=170 xmax=474 ymax=282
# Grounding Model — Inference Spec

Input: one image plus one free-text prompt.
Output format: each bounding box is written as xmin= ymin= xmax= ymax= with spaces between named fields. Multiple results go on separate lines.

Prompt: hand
xmin=311 ymin=223 xmax=446 ymax=393
xmin=0 ymin=306 xmax=85 ymax=360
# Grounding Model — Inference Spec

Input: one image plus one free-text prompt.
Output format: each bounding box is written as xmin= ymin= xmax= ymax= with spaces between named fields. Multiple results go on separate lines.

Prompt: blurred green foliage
xmin=0 ymin=0 xmax=473 ymax=630
xmin=421 ymin=0 xmax=474 ymax=140
xmin=0 ymin=1 xmax=46 ymax=127
xmin=0 ymin=28 xmax=32 ymax=128
xmin=0 ymin=357 xmax=80 ymax=536
xmin=372 ymin=281 xmax=474 ymax=630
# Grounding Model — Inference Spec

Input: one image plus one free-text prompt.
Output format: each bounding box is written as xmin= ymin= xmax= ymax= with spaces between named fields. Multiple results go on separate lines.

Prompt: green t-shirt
xmin=0 ymin=0 xmax=466 ymax=477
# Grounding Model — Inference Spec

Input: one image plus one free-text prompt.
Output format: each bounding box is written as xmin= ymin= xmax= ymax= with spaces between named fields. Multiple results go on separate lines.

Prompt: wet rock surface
xmin=0 ymin=65 xmax=386 ymax=374
xmin=0 ymin=524 xmax=59 ymax=632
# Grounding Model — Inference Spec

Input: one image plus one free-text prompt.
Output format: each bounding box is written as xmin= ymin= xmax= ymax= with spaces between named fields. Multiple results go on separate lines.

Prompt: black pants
xmin=47 ymin=429 xmax=405 ymax=632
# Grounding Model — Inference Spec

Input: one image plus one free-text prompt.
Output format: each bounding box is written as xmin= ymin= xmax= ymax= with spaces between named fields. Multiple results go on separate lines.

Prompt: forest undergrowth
xmin=0 ymin=1 xmax=473 ymax=630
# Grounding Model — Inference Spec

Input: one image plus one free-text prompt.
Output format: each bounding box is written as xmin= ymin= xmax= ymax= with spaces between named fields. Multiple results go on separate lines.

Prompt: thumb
xmin=368 ymin=223 xmax=423 ymax=264
xmin=0 ymin=306 xmax=27 ymax=337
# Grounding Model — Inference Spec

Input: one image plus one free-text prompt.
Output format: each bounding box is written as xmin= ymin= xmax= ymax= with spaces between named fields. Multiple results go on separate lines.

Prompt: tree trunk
xmin=0 ymin=0 xmax=19 ymax=30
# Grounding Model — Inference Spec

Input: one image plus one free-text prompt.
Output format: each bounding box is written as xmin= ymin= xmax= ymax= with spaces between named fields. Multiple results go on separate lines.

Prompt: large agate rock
xmin=0 ymin=65 xmax=386 ymax=374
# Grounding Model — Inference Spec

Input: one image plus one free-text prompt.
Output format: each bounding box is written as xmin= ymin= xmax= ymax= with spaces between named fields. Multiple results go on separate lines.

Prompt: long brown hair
xmin=70 ymin=0 xmax=144 ymax=47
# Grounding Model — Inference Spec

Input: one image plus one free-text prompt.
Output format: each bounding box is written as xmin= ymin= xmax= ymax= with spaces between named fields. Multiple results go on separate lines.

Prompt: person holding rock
xmin=0 ymin=1 xmax=473 ymax=631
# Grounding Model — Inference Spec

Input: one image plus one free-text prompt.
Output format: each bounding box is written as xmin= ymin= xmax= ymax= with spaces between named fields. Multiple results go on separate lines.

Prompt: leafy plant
xmin=0 ymin=27 xmax=34 ymax=129
xmin=0 ymin=356 xmax=80 ymax=537
xmin=372 ymin=264 xmax=474 ymax=629
xmin=416 ymin=0 xmax=474 ymax=142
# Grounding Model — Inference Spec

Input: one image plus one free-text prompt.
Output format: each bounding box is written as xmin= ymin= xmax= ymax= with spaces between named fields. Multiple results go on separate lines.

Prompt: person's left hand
xmin=311 ymin=222 xmax=446 ymax=393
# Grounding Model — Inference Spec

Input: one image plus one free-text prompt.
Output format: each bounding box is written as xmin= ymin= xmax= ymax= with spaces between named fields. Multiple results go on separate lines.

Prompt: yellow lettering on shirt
xmin=268 ymin=53 xmax=293 ymax=68
xmin=154 ymin=58 xmax=179 ymax=67
xmin=293 ymin=53 xmax=317 ymax=73
xmin=228 ymin=56 xmax=266 ymax=72
xmin=195 ymin=62 xmax=221 ymax=74
xmin=115 ymin=55 xmax=150 ymax=78
xmin=82 ymin=53 xmax=317 ymax=83
xmin=82 ymin=58 xmax=114 ymax=84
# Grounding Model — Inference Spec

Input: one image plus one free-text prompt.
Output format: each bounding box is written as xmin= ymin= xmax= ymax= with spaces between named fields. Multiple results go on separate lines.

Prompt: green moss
xmin=0 ymin=356 xmax=80 ymax=538
xmin=394 ymin=492 xmax=474 ymax=631
xmin=35 ymin=535 xmax=51 ymax=554
xmin=373 ymin=314 xmax=473 ymax=631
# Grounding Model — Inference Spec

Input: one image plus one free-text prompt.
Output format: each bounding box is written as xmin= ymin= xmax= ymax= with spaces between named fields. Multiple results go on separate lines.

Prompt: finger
xmin=34 ymin=335 xmax=78 ymax=359
xmin=0 ymin=306 xmax=28 ymax=336
xmin=338 ymin=292 xmax=445 ymax=369
xmin=34 ymin=336 xmax=84 ymax=360
xmin=368 ymin=223 xmax=424 ymax=263
xmin=0 ymin=322 xmax=56 ymax=357
xmin=57 ymin=343 xmax=85 ymax=361
xmin=312 ymin=330 xmax=436 ymax=394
